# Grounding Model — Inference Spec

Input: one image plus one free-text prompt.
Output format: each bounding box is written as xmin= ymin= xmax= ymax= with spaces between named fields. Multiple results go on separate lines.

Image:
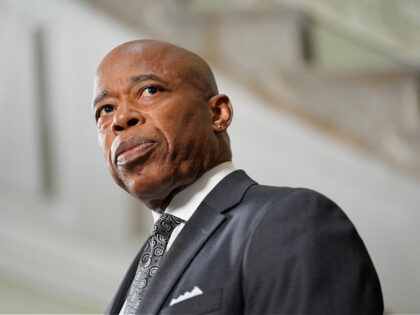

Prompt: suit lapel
xmin=137 ymin=170 xmax=257 ymax=314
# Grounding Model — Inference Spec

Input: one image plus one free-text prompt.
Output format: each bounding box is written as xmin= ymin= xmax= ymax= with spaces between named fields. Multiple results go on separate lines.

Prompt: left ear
xmin=208 ymin=94 xmax=233 ymax=132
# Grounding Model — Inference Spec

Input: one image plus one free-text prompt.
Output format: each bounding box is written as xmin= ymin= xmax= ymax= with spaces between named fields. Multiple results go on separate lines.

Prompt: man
xmin=93 ymin=40 xmax=383 ymax=314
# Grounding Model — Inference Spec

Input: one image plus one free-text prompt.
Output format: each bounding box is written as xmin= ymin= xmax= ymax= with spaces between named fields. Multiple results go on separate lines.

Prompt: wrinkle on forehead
xmin=96 ymin=40 xmax=218 ymax=99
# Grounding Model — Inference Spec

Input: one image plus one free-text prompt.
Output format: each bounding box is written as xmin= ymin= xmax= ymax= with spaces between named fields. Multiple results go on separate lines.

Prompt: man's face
xmin=93 ymin=45 xmax=218 ymax=209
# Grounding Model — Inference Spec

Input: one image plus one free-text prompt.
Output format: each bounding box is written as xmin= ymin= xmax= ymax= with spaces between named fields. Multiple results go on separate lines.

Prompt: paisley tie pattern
xmin=125 ymin=213 xmax=183 ymax=314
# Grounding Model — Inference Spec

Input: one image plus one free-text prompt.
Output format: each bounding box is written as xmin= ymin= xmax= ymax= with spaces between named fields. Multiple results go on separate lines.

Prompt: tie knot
xmin=152 ymin=213 xmax=183 ymax=239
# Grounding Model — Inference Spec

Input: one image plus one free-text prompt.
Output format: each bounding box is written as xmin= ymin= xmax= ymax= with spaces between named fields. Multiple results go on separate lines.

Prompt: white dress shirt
xmin=120 ymin=161 xmax=236 ymax=314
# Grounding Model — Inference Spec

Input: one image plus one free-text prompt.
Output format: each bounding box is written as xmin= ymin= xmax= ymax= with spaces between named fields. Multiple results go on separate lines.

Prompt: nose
xmin=111 ymin=102 xmax=144 ymax=132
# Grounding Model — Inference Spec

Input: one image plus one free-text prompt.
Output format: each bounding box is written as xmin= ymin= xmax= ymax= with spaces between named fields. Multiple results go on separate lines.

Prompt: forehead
xmin=95 ymin=45 xmax=186 ymax=89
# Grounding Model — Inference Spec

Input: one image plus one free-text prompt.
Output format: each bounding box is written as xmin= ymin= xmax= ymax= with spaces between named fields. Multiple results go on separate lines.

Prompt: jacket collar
xmin=202 ymin=169 xmax=257 ymax=213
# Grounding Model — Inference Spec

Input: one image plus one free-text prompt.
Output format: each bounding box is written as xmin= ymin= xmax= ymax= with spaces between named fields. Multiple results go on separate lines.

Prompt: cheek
xmin=163 ymin=100 xmax=206 ymax=131
xmin=161 ymin=111 xmax=198 ymax=146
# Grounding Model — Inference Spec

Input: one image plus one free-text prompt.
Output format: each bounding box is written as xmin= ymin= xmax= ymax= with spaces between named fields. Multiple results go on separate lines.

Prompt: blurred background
xmin=0 ymin=0 xmax=419 ymax=313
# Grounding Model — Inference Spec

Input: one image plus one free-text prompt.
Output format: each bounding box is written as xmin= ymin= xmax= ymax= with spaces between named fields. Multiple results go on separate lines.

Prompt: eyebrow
xmin=93 ymin=88 xmax=111 ymax=109
xmin=129 ymin=73 xmax=167 ymax=84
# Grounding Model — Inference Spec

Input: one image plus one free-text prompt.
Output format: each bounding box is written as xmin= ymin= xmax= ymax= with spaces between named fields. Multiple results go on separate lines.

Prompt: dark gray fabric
xmin=106 ymin=170 xmax=383 ymax=314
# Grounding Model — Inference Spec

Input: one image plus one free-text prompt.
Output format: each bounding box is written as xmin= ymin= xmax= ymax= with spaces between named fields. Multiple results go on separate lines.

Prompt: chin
xmin=113 ymin=160 xmax=200 ymax=209
xmin=124 ymin=173 xmax=173 ymax=205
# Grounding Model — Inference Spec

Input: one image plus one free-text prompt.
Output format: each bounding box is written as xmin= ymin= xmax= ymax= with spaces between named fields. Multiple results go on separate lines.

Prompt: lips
xmin=112 ymin=136 xmax=157 ymax=167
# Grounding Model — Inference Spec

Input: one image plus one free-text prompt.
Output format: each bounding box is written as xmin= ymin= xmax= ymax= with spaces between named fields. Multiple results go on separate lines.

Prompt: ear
xmin=208 ymin=94 xmax=233 ymax=132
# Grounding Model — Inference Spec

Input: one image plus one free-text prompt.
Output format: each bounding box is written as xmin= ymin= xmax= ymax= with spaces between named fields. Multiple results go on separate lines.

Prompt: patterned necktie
xmin=124 ymin=213 xmax=183 ymax=314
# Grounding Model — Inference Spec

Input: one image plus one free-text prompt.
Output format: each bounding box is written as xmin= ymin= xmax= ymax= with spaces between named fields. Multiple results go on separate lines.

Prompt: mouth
xmin=113 ymin=137 xmax=158 ymax=167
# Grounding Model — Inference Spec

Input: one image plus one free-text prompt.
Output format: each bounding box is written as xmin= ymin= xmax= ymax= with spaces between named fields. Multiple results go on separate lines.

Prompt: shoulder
xmin=241 ymin=185 xmax=383 ymax=313
xmin=227 ymin=180 xmax=355 ymax=243
xmin=243 ymin=185 xmax=359 ymax=254
xmin=232 ymin=184 xmax=363 ymax=269
xmin=242 ymin=184 xmax=347 ymax=224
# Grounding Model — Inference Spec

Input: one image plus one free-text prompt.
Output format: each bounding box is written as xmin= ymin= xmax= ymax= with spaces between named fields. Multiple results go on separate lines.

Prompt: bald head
xmin=97 ymin=40 xmax=218 ymax=101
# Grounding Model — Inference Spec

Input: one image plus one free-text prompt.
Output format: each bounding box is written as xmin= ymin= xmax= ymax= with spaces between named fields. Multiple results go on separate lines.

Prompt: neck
xmin=144 ymin=140 xmax=232 ymax=212
xmin=151 ymin=158 xmax=232 ymax=213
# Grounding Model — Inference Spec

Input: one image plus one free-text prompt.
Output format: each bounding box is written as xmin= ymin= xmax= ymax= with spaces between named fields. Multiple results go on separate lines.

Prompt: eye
xmin=97 ymin=104 xmax=114 ymax=119
xmin=142 ymin=86 xmax=163 ymax=97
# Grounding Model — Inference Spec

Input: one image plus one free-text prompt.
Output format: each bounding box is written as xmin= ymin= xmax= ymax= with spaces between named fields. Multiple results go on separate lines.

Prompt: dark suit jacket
xmin=106 ymin=170 xmax=383 ymax=314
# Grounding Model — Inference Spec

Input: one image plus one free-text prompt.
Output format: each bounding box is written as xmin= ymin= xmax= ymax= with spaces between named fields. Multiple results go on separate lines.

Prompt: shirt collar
xmin=152 ymin=161 xmax=236 ymax=223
